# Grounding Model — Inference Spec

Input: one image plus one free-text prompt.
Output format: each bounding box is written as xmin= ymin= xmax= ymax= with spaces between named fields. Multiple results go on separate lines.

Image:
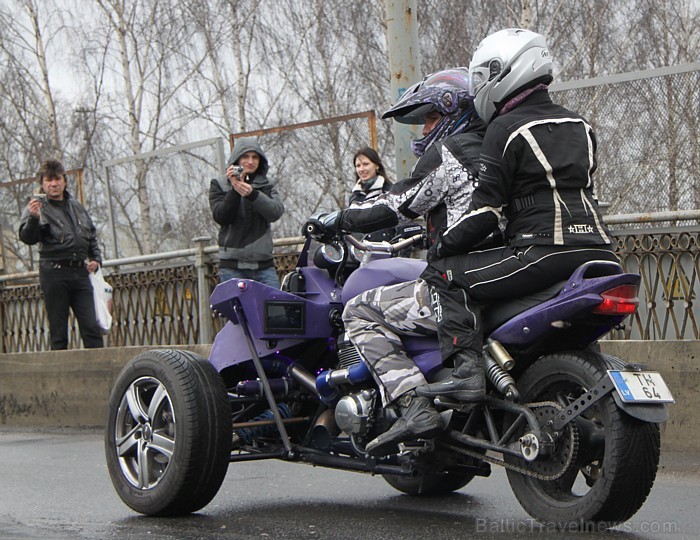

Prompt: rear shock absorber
xmin=483 ymin=340 xmax=519 ymax=400
xmin=232 ymin=403 xmax=294 ymax=447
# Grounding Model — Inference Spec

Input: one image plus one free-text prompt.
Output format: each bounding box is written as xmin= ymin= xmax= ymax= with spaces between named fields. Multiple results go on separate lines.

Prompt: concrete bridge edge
xmin=1 ymin=341 xmax=697 ymax=454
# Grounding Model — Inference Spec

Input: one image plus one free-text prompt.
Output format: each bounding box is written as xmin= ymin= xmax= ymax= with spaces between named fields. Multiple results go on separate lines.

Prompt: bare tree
xmin=180 ymin=0 xmax=263 ymax=135
xmin=252 ymin=0 xmax=391 ymax=233
xmin=0 ymin=0 xmax=66 ymax=163
xmin=0 ymin=0 xmax=72 ymax=271
xmin=0 ymin=0 xmax=698 ymax=271
xmin=92 ymin=0 xmax=211 ymax=255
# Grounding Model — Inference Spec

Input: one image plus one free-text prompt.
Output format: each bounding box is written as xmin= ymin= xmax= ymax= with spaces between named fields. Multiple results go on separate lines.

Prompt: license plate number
xmin=608 ymin=370 xmax=674 ymax=403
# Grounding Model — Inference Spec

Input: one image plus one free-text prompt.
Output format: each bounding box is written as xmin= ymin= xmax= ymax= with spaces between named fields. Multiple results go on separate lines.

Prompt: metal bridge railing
xmin=0 ymin=237 xmax=304 ymax=353
xmin=1 ymin=213 xmax=698 ymax=352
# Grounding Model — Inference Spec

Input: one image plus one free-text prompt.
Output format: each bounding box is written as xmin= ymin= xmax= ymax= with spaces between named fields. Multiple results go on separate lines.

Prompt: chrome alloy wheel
xmin=114 ymin=376 xmax=176 ymax=489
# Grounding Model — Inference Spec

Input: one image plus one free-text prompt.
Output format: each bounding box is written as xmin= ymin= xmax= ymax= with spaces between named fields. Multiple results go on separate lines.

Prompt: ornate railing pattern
xmin=1 ymin=223 xmax=698 ymax=352
xmin=0 ymin=249 xmax=301 ymax=352
xmin=612 ymin=228 xmax=698 ymax=340
xmin=1 ymin=282 xmax=46 ymax=352
xmin=108 ymin=265 xmax=201 ymax=347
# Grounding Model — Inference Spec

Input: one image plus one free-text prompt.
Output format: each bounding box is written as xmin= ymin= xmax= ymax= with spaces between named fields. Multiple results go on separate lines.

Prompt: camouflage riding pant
xmin=342 ymin=279 xmax=437 ymax=406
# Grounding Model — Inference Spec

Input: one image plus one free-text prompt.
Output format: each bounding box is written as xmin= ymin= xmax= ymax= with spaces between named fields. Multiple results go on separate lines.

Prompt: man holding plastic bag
xmin=19 ymin=159 xmax=107 ymax=349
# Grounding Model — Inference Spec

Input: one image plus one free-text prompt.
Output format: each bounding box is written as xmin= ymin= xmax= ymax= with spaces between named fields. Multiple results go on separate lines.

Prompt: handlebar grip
xmin=305 ymin=222 xmax=319 ymax=235
xmin=345 ymin=232 xmax=424 ymax=254
xmin=303 ymin=213 xmax=337 ymax=241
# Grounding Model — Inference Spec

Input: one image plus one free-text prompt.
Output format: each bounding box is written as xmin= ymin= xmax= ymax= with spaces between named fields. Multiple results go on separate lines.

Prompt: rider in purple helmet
xmin=320 ymin=68 xmax=492 ymax=455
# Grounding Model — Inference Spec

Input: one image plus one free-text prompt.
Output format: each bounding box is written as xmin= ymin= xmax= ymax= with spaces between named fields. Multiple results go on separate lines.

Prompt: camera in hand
xmin=231 ymin=165 xmax=244 ymax=177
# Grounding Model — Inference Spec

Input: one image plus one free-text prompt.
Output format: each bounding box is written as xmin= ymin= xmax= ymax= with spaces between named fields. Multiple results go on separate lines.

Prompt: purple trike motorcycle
xmin=105 ymin=222 xmax=672 ymax=528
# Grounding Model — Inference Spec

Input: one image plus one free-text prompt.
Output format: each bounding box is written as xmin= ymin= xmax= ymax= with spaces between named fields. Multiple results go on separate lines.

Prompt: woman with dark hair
xmin=348 ymin=147 xmax=391 ymax=206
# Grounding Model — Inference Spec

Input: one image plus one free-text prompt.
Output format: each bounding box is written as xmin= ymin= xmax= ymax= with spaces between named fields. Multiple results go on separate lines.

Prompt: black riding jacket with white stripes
xmin=439 ymin=90 xmax=611 ymax=257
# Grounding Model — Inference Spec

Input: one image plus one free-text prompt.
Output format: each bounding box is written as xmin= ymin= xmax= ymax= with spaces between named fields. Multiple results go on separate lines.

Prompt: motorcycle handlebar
xmin=344 ymin=233 xmax=424 ymax=254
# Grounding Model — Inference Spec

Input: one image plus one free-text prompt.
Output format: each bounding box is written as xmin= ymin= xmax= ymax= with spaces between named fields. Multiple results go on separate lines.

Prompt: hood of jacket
xmin=227 ymin=137 xmax=269 ymax=178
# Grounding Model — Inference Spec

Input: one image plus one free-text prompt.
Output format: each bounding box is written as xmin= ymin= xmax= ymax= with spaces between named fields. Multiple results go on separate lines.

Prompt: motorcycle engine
xmin=335 ymin=389 xmax=376 ymax=436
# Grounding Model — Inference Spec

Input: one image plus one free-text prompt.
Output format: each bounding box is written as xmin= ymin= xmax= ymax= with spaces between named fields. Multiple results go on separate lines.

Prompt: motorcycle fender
xmin=598 ymin=353 xmax=670 ymax=424
xmin=611 ymin=392 xmax=669 ymax=423
xmin=209 ymin=320 xmax=304 ymax=372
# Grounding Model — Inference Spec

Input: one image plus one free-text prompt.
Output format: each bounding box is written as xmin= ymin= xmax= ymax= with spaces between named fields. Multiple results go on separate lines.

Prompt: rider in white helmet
xmin=418 ymin=29 xmax=617 ymax=401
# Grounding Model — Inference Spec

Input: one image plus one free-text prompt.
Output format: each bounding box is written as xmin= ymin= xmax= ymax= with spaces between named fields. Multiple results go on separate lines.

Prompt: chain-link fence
xmin=551 ymin=63 xmax=699 ymax=217
xmin=102 ymin=112 xmax=377 ymax=260
xmin=103 ymin=139 xmax=226 ymax=259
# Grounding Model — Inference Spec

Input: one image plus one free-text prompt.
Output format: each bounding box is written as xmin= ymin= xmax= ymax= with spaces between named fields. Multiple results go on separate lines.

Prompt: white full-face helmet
xmin=469 ymin=28 xmax=553 ymax=123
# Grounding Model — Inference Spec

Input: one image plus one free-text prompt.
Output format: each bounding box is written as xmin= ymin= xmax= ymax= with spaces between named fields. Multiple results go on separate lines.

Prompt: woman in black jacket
xmin=348 ymin=147 xmax=391 ymax=207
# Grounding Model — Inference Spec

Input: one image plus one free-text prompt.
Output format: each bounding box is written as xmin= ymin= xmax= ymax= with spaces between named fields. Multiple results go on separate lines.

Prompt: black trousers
xmin=39 ymin=265 xmax=104 ymax=350
xmin=421 ymin=244 xmax=618 ymax=361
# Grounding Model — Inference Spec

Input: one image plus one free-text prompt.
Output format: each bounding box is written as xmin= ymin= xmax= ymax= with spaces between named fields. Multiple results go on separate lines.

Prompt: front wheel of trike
xmin=104 ymin=349 xmax=232 ymax=516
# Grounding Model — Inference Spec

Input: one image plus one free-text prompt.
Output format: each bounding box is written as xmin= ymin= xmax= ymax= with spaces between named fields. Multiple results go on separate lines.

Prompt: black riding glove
xmin=302 ymin=210 xmax=343 ymax=242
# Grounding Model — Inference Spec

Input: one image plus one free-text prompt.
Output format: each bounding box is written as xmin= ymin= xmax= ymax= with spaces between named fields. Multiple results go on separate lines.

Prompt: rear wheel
xmin=105 ymin=349 xmax=232 ymax=516
xmin=506 ymin=351 xmax=660 ymax=528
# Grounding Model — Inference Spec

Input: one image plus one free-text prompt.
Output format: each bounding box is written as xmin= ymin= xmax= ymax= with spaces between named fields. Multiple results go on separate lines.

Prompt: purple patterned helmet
xmin=382 ymin=68 xmax=477 ymax=156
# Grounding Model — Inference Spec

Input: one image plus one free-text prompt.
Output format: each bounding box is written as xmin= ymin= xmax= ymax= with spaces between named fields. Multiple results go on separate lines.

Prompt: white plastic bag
xmin=89 ymin=268 xmax=113 ymax=334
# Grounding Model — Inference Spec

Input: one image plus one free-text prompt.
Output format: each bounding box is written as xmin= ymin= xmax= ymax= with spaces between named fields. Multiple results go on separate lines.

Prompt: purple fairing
xmin=209 ymin=265 xmax=339 ymax=371
xmin=340 ymin=257 xmax=426 ymax=303
xmin=208 ymin=255 xmax=443 ymax=378
xmin=209 ymin=321 xmax=306 ymax=373
xmin=490 ymin=261 xmax=640 ymax=346
xmin=209 ymin=249 xmax=636 ymax=397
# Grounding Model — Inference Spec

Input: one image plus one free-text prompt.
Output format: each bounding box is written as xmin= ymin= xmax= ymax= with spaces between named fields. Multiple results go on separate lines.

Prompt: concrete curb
xmin=0 ymin=345 xmax=210 ymax=428
xmin=1 ymin=341 xmax=697 ymax=454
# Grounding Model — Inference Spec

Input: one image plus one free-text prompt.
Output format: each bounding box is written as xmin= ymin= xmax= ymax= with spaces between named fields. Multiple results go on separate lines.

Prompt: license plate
xmin=607 ymin=370 xmax=674 ymax=403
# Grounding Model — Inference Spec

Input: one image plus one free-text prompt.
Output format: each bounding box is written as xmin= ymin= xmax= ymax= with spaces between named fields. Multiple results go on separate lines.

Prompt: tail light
xmin=592 ymin=284 xmax=639 ymax=315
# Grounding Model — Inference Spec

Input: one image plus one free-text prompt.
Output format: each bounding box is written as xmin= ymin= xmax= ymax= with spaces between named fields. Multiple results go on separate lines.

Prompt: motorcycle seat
xmin=481 ymin=279 xmax=567 ymax=334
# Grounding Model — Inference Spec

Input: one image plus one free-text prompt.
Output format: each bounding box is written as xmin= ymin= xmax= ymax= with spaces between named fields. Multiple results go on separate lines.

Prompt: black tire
xmin=506 ymin=351 xmax=660 ymax=528
xmin=105 ymin=349 xmax=232 ymax=516
xmin=382 ymin=469 xmax=476 ymax=496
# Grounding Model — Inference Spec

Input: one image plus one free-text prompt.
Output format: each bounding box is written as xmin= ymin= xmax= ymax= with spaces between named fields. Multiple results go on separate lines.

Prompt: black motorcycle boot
xmin=365 ymin=390 xmax=443 ymax=456
xmin=416 ymin=350 xmax=486 ymax=402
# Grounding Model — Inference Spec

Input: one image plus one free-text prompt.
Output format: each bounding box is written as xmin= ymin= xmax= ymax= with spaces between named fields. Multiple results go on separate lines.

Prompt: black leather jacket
xmin=19 ymin=191 xmax=102 ymax=264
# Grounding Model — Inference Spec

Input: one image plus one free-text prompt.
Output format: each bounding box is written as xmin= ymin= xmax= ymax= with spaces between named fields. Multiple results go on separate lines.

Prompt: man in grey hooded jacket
xmin=209 ymin=138 xmax=285 ymax=287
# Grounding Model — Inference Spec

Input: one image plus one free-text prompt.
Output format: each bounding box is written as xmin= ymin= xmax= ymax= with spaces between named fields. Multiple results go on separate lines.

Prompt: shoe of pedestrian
xmin=416 ymin=350 xmax=486 ymax=402
xmin=365 ymin=390 xmax=443 ymax=456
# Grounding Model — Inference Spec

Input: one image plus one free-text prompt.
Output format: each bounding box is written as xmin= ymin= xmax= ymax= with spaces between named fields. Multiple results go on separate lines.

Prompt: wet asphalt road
xmin=0 ymin=428 xmax=697 ymax=540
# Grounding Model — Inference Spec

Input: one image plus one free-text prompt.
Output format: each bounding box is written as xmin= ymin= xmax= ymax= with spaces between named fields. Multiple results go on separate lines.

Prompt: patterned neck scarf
xmin=498 ymin=84 xmax=549 ymax=116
